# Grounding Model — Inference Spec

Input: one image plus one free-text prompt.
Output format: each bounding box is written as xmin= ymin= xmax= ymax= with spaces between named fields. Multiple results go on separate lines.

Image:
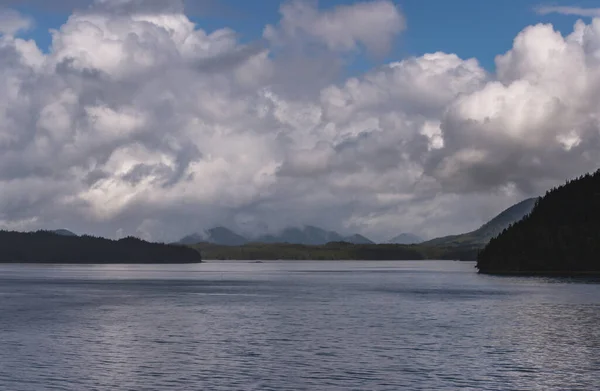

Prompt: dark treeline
xmin=0 ymin=230 xmax=202 ymax=264
xmin=192 ymin=241 xmax=484 ymax=261
xmin=477 ymin=169 xmax=600 ymax=275
xmin=193 ymin=241 xmax=425 ymax=261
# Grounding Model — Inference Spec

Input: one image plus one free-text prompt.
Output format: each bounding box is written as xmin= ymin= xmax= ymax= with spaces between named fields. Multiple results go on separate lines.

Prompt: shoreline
xmin=0 ymin=261 xmax=203 ymax=265
xmin=478 ymin=270 xmax=600 ymax=277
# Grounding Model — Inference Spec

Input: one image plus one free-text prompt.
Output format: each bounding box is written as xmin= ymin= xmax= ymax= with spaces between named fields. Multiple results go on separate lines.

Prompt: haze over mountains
xmin=387 ymin=233 xmax=423 ymax=245
xmin=176 ymin=197 xmax=537 ymax=247
xmin=38 ymin=197 xmax=537 ymax=253
xmin=178 ymin=225 xmax=378 ymax=246
xmin=179 ymin=227 xmax=247 ymax=246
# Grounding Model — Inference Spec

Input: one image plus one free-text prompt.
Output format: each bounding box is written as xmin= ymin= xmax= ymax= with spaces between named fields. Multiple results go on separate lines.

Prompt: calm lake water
xmin=0 ymin=261 xmax=598 ymax=390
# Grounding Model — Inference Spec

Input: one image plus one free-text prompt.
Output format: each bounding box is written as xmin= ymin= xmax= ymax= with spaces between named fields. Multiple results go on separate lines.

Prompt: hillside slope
xmin=422 ymin=198 xmax=538 ymax=247
xmin=178 ymin=227 xmax=248 ymax=246
xmin=253 ymin=226 xmax=375 ymax=245
xmin=477 ymin=171 xmax=600 ymax=274
xmin=206 ymin=227 xmax=248 ymax=246
xmin=344 ymin=234 xmax=375 ymax=244
xmin=387 ymin=233 xmax=423 ymax=244
xmin=255 ymin=226 xmax=343 ymax=245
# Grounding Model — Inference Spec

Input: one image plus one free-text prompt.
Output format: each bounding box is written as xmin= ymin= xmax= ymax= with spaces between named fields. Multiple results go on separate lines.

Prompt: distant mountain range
xmin=178 ymin=225 xmax=376 ymax=246
xmin=422 ymin=197 xmax=538 ymax=247
xmin=175 ymin=197 xmax=538 ymax=251
xmin=31 ymin=197 xmax=536 ymax=263
xmin=387 ymin=233 xmax=423 ymax=245
xmin=46 ymin=196 xmax=535 ymax=253
xmin=178 ymin=205 xmax=536 ymax=249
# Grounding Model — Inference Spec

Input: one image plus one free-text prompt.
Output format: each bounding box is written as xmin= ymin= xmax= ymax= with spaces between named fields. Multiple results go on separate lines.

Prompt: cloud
xmin=424 ymin=20 xmax=600 ymax=196
xmin=194 ymin=41 xmax=268 ymax=73
xmin=0 ymin=8 xmax=33 ymax=35
xmin=90 ymin=0 xmax=186 ymax=14
xmin=0 ymin=0 xmax=225 ymax=16
xmin=535 ymin=5 xmax=600 ymax=17
xmin=264 ymin=0 xmax=406 ymax=56
xmin=1 ymin=0 xmax=600 ymax=242
xmin=0 ymin=0 xmax=86 ymax=12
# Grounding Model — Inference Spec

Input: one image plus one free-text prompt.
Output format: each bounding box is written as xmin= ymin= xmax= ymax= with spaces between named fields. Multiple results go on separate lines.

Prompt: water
xmin=0 ymin=261 xmax=598 ymax=390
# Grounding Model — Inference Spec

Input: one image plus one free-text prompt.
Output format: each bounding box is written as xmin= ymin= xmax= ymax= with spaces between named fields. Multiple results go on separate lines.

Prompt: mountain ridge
xmin=421 ymin=197 xmax=538 ymax=248
xmin=177 ymin=197 xmax=538 ymax=252
xmin=178 ymin=225 xmax=375 ymax=246
xmin=387 ymin=233 xmax=423 ymax=244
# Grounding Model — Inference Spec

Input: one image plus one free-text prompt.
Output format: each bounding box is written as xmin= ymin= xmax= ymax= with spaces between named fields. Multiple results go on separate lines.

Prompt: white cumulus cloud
xmin=0 ymin=0 xmax=600 ymax=242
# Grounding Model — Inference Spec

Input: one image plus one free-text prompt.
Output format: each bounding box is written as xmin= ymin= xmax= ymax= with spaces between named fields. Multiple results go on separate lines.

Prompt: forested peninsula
xmin=477 ymin=170 xmax=600 ymax=275
xmin=0 ymin=230 xmax=202 ymax=264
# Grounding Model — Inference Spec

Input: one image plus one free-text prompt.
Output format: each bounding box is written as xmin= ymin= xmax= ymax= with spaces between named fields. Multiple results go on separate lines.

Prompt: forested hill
xmin=0 ymin=230 xmax=202 ymax=264
xmin=477 ymin=170 xmax=600 ymax=275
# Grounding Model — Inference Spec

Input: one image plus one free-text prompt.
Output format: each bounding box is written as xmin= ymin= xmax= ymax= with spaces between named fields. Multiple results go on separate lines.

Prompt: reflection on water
xmin=0 ymin=261 xmax=598 ymax=390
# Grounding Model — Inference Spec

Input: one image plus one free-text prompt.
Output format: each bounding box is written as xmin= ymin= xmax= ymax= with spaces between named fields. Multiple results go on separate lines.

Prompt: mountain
xmin=477 ymin=171 xmax=600 ymax=275
xmin=255 ymin=225 xmax=343 ymax=245
xmin=179 ymin=225 xmax=374 ymax=246
xmin=253 ymin=225 xmax=374 ymax=245
xmin=0 ymin=230 xmax=201 ymax=264
xmin=178 ymin=227 xmax=248 ymax=246
xmin=422 ymin=197 xmax=538 ymax=247
xmin=387 ymin=233 xmax=423 ymax=245
xmin=343 ymin=234 xmax=375 ymax=244
xmin=51 ymin=229 xmax=78 ymax=237
xmin=206 ymin=227 xmax=248 ymax=246
xmin=178 ymin=233 xmax=206 ymax=245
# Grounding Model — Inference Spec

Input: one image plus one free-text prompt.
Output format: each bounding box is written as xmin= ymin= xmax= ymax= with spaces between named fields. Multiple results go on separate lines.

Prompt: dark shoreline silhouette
xmin=477 ymin=169 xmax=600 ymax=275
xmin=0 ymin=230 xmax=202 ymax=264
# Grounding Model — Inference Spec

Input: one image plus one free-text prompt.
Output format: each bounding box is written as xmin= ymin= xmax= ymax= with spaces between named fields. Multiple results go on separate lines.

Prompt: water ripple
xmin=0 ymin=261 xmax=598 ymax=390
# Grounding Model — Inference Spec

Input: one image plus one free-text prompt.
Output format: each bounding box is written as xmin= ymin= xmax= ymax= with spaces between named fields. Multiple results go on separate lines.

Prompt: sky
xmin=1 ymin=0 xmax=600 ymax=242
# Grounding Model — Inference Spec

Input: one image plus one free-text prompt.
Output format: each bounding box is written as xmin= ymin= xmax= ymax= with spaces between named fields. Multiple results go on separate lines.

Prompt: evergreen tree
xmin=477 ymin=170 xmax=600 ymax=274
